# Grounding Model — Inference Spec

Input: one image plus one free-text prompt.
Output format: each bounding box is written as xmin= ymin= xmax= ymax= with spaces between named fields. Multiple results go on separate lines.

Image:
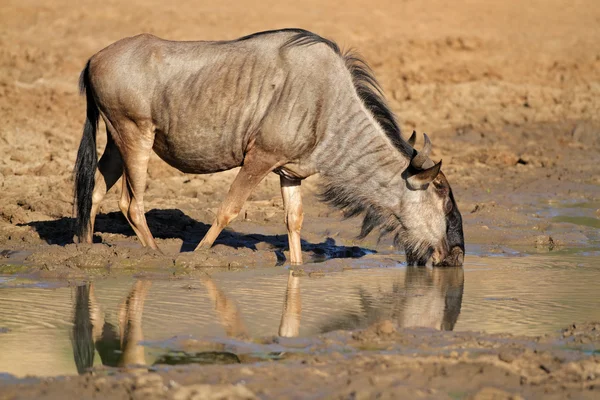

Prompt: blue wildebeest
xmin=74 ymin=29 xmax=464 ymax=266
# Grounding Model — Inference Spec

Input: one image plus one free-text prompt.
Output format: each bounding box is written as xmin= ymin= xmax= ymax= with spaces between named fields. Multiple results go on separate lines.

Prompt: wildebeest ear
xmin=407 ymin=160 xmax=442 ymax=190
xmin=407 ymin=130 xmax=417 ymax=147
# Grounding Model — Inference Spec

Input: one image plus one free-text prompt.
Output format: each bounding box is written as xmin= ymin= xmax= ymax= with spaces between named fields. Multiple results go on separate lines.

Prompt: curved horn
xmin=407 ymin=130 xmax=417 ymax=147
xmin=411 ymin=133 xmax=433 ymax=169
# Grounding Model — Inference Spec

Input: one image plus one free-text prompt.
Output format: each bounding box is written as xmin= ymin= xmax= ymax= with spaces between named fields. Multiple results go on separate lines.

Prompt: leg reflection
xmin=71 ymin=280 xmax=151 ymax=374
xmin=201 ymin=277 xmax=248 ymax=339
xmin=117 ymin=280 xmax=152 ymax=368
xmin=278 ymin=271 xmax=301 ymax=337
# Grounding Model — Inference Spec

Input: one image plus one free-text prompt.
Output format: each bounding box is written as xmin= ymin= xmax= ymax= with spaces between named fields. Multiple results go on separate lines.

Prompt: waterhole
xmin=0 ymin=253 xmax=599 ymax=377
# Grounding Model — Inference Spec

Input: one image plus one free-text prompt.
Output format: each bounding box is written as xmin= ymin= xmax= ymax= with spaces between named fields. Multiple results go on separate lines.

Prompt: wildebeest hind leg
xmin=86 ymin=134 xmax=123 ymax=243
xmin=118 ymin=175 xmax=148 ymax=246
xmin=195 ymin=148 xmax=282 ymax=250
xmin=118 ymin=127 xmax=160 ymax=251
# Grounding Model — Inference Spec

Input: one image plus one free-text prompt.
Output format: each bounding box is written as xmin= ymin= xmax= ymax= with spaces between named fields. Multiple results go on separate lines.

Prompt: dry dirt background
xmin=1 ymin=0 xmax=600 ymax=270
xmin=1 ymin=0 xmax=600 ymax=398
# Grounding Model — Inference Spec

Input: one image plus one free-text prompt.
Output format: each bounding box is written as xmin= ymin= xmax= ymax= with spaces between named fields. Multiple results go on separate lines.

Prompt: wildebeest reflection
xmin=319 ymin=267 xmax=464 ymax=332
xmin=70 ymin=276 xmax=299 ymax=373
xmin=198 ymin=268 xmax=461 ymax=337
xmin=71 ymin=268 xmax=461 ymax=374
xmin=71 ymin=281 xmax=151 ymax=374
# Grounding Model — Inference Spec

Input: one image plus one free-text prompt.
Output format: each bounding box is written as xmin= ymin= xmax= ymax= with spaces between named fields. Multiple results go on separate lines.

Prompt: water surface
xmin=0 ymin=253 xmax=599 ymax=377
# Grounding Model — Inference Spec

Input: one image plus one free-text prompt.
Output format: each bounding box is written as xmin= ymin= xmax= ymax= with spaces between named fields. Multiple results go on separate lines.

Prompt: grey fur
xmin=76 ymin=29 xmax=464 ymax=265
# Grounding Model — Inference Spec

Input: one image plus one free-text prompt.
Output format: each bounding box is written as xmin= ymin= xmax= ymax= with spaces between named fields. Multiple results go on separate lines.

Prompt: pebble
xmin=375 ymin=320 xmax=396 ymax=335
xmin=171 ymin=384 xmax=257 ymax=400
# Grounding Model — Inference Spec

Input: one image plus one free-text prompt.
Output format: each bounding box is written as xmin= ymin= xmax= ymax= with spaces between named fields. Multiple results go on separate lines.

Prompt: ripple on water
xmin=0 ymin=252 xmax=599 ymax=377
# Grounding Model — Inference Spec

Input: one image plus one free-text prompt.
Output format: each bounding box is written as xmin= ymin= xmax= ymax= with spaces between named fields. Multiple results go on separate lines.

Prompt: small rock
xmin=172 ymin=384 xmax=257 ymax=400
xmin=498 ymin=350 xmax=517 ymax=363
xmin=94 ymin=377 xmax=108 ymax=390
xmin=572 ymin=122 xmax=600 ymax=147
xmin=374 ymin=320 xmax=396 ymax=335
xmin=0 ymin=250 xmax=13 ymax=258
xmin=175 ymin=252 xmax=210 ymax=268
xmin=254 ymin=241 xmax=275 ymax=251
xmin=535 ymin=235 xmax=554 ymax=250
xmin=497 ymin=151 xmax=519 ymax=166
xmin=539 ymin=364 xmax=552 ymax=374
xmin=68 ymin=253 xmax=110 ymax=269
xmin=470 ymin=387 xmax=524 ymax=400
xmin=134 ymin=374 xmax=164 ymax=389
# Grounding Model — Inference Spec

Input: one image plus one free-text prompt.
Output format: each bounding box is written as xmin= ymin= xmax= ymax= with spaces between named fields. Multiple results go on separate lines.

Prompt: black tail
xmin=74 ymin=60 xmax=99 ymax=240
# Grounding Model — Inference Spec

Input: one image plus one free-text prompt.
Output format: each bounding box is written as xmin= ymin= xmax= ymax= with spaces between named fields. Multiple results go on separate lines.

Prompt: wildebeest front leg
xmin=280 ymin=176 xmax=304 ymax=264
xmin=195 ymin=148 xmax=282 ymax=250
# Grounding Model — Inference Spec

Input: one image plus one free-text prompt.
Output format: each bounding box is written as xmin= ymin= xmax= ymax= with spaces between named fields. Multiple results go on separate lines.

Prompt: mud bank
xmin=1 ymin=321 xmax=599 ymax=399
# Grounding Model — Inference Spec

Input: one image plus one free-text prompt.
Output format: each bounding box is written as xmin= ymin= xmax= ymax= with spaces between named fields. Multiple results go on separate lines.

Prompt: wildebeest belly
xmin=152 ymin=126 xmax=245 ymax=174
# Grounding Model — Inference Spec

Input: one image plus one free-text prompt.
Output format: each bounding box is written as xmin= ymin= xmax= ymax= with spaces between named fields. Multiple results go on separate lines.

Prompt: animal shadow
xmin=21 ymin=208 xmax=373 ymax=261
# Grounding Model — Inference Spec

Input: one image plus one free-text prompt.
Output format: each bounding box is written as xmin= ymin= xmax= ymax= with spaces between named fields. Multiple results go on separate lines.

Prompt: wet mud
xmin=1 ymin=0 xmax=599 ymax=398
xmin=2 ymin=320 xmax=600 ymax=399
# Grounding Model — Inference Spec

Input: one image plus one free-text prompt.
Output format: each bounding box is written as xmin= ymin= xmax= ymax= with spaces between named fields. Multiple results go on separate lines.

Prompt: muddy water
xmin=542 ymin=201 xmax=600 ymax=234
xmin=1 ymin=253 xmax=599 ymax=378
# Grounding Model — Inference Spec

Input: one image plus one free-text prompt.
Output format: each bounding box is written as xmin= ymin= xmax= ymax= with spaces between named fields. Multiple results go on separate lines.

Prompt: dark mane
xmin=319 ymin=184 xmax=399 ymax=240
xmin=281 ymin=29 xmax=341 ymax=54
xmin=342 ymin=52 xmax=412 ymax=158
xmin=237 ymin=28 xmax=310 ymax=42
xmin=281 ymin=30 xmax=412 ymax=158
xmin=237 ymin=28 xmax=341 ymax=54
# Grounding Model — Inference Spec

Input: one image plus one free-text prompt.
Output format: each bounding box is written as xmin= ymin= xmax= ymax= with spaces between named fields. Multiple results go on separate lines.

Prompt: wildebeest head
xmin=399 ymin=132 xmax=464 ymax=267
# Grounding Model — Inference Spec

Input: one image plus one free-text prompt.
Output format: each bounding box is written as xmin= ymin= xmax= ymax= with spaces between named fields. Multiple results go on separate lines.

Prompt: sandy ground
xmin=1 ymin=0 xmax=600 ymax=397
